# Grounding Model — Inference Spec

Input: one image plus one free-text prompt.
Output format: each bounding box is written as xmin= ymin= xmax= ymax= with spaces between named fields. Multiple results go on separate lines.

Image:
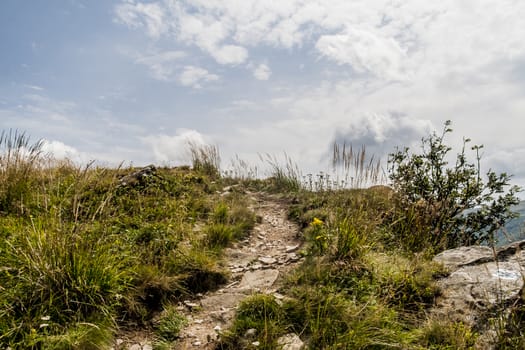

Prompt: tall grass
xmin=188 ymin=142 xmax=221 ymax=177
xmin=0 ymin=130 xmax=44 ymax=215
xmin=331 ymin=142 xmax=385 ymax=188
xmin=261 ymin=153 xmax=302 ymax=192
xmin=0 ymin=227 xmax=132 ymax=348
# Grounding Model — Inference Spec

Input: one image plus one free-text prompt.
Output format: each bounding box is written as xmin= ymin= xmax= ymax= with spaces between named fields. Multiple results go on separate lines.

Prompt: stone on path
xmin=258 ymin=256 xmax=277 ymax=265
xmin=238 ymin=269 xmax=280 ymax=291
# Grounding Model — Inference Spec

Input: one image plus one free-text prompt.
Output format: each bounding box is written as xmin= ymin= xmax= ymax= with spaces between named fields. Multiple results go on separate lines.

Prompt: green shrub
xmin=388 ymin=120 xmax=521 ymax=251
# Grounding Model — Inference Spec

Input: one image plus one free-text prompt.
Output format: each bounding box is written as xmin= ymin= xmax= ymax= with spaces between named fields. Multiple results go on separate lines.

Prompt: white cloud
xmin=141 ymin=129 xmax=208 ymax=164
xmin=114 ymin=1 xmax=166 ymax=39
xmin=211 ymin=44 xmax=248 ymax=65
xmin=134 ymin=50 xmax=186 ymax=80
xmin=42 ymin=140 xmax=80 ymax=160
xmin=179 ymin=66 xmax=219 ymax=88
xmin=115 ymin=0 xmax=525 ymax=83
xmin=332 ymin=113 xmax=433 ymax=157
xmin=316 ymin=28 xmax=408 ymax=80
xmin=24 ymin=84 xmax=44 ymax=91
xmin=253 ymin=63 xmax=271 ymax=80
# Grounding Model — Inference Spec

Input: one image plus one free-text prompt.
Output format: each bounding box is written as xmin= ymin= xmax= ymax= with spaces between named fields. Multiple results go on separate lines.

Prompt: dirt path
xmin=176 ymin=192 xmax=303 ymax=349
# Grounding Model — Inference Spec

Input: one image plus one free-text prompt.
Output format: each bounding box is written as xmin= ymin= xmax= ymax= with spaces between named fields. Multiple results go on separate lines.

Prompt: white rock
xmin=285 ymin=244 xmax=300 ymax=253
xmin=277 ymin=333 xmax=305 ymax=350
xmin=244 ymin=328 xmax=257 ymax=338
xmin=184 ymin=300 xmax=200 ymax=308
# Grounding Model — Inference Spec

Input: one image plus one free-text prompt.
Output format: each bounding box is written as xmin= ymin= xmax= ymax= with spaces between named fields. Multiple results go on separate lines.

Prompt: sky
xmin=1 ymin=0 xmax=524 ymax=189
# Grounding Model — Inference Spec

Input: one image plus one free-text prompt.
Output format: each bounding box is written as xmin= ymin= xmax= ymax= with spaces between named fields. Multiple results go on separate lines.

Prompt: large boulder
xmin=432 ymin=240 xmax=525 ymax=349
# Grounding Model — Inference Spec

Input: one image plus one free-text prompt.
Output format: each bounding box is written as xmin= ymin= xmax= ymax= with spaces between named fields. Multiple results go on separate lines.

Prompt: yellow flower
xmin=311 ymin=217 xmax=324 ymax=227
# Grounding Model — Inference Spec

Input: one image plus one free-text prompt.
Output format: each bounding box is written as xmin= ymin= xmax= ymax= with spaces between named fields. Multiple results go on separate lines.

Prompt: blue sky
xmin=1 ymin=0 xmax=525 ymax=188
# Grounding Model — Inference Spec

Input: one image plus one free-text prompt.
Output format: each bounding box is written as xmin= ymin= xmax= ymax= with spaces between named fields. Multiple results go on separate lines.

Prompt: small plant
xmin=388 ymin=120 xmax=521 ymax=251
xmin=155 ymin=305 xmax=187 ymax=342
xmin=219 ymin=294 xmax=286 ymax=350
xmin=307 ymin=217 xmax=329 ymax=255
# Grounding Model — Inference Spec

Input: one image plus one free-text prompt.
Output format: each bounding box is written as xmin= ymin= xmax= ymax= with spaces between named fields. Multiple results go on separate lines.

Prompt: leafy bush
xmin=388 ymin=121 xmax=521 ymax=251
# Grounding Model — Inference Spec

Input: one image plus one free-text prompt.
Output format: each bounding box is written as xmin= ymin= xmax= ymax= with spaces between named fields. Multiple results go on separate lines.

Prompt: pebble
xmin=244 ymin=328 xmax=257 ymax=338
xmin=184 ymin=300 xmax=200 ymax=308
xmin=286 ymin=244 xmax=300 ymax=253
xmin=250 ymin=263 xmax=263 ymax=270
xmin=258 ymin=256 xmax=277 ymax=265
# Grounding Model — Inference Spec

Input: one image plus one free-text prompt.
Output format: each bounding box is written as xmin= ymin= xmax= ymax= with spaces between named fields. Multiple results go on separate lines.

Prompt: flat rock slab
xmin=433 ymin=246 xmax=495 ymax=271
xmin=432 ymin=245 xmax=525 ymax=349
xmin=437 ymin=260 xmax=523 ymax=311
xmin=237 ymin=269 xmax=279 ymax=291
xmin=201 ymin=293 xmax=246 ymax=310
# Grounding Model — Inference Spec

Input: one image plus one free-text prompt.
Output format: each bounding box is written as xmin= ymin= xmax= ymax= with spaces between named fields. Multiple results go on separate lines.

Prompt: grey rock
xmin=432 ymin=245 xmax=525 ymax=350
xmin=277 ymin=333 xmax=305 ymax=350
xmin=142 ymin=344 xmax=153 ymax=350
xmin=433 ymin=245 xmax=495 ymax=271
xmin=128 ymin=345 xmax=142 ymax=350
xmin=238 ymin=269 xmax=279 ymax=291
xmin=119 ymin=165 xmax=157 ymax=187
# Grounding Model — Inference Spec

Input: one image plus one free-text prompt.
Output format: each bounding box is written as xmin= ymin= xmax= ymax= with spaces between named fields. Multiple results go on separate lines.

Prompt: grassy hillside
xmin=0 ymin=133 xmax=259 ymax=348
xmin=0 ymin=129 xmax=522 ymax=349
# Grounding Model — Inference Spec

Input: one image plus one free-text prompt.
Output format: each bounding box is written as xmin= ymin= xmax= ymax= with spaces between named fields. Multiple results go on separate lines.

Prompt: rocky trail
xmin=177 ymin=192 xmax=303 ymax=349
xmin=115 ymin=192 xmax=304 ymax=350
